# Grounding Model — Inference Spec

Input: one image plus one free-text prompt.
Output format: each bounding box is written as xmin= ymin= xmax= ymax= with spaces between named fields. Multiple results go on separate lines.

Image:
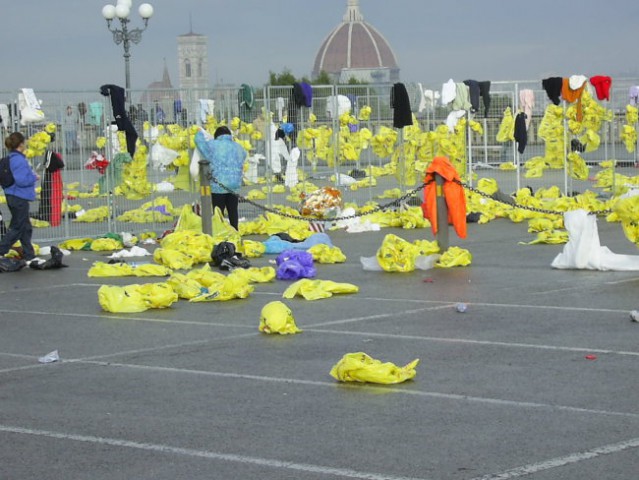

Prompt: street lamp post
xmin=101 ymin=0 xmax=154 ymax=96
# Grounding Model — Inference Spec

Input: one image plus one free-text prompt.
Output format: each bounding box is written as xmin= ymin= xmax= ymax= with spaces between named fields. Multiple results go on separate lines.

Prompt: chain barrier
xmin=457 ymin=180 xmax=613 ymax=217
xmin=203 ymin=170 xmax=612 ymax=224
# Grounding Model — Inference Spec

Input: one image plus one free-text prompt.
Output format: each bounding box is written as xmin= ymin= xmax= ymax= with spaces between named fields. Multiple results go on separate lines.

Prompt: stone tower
xmin=177 ymin=25 xmax=209 ymax=92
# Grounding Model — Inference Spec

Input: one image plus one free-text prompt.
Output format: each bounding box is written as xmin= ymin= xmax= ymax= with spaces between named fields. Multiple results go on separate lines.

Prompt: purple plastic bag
xmin=276 ymin=250 xmax=314 ymax=268
xmin=276 ymin=260 xmax=317 ymax=280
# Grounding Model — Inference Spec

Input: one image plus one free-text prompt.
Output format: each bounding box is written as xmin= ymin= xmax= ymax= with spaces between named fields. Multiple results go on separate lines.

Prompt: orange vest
xmin=421 ymin=156 xmax=467 ymax=239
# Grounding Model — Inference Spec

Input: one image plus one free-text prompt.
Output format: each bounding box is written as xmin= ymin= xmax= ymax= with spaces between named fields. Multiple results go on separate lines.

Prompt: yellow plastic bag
xmin=174 ymin=204 xmax=202 ymax=232
xmin=167 ymin=273 xmax=204 ymax=300
xmin=74 ymin=206 xmax=110 ymax=223
xmin=133 ymin=264 xmax=173 ymax=277
xmin=259 ymin=301 xmax=302 ymax=335
xmin=186 ymin=263 xmax=227 ymax=287
xmin=241 ymin=239 xmax=266 ymax=258
xmin=282 ymin=279 xmax=359 ymax=301
xmin=229 ymin=267 xmax=276 ymax=284
xmin=161 ymin=230 xmax=214 ymax=264
xmin=153 ymin=248 xmax=195 ymax=270
xmin=329 ymin=352 xmax=420 ymax=384
xmin=307 ymin=244 xmax=346 ymax=264
xmin=59 ymin=238 xmax=92 ymax=250
xmin=90 ymin=238 xmax=124 ymax=252
xmin=436 ymin=247 xmax=472 ymax=268
xmin=98 ymin=285 xmax=148 ymax=313
xmin=189 ymin=272 xmax=254 ymax=302
xmin=136 ymin=283 xmax=179 ymax=309
xmin=88 ymin=262 xmax=135 ymax=277
xmin=376 ymin=234 xmax=420 ymax=272
xmin=211 ymin=207 xmax=242 ymax=246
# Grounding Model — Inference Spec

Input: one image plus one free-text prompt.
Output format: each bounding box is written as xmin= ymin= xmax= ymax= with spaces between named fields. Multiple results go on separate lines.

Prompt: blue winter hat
xmin=281 ymin=123 xmax=294 ymax=135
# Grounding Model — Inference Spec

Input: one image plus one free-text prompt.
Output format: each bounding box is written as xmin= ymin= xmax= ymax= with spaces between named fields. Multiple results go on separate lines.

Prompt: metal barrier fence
xmin=0 ymin=78 xmax=637 ymax=243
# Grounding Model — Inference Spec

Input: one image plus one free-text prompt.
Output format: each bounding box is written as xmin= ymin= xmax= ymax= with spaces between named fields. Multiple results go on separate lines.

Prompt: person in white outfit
xmin=269 ymin=125 xmax=291 ymax=183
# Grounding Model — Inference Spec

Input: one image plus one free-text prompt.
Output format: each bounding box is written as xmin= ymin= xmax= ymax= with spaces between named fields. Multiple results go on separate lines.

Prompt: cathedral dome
xmin=312 ymin=0 xmax=399 ymax=83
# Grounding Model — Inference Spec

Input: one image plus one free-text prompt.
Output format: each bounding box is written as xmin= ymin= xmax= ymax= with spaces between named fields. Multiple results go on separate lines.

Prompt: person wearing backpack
xmin=0 ymin=132 xmax=42 ymax=265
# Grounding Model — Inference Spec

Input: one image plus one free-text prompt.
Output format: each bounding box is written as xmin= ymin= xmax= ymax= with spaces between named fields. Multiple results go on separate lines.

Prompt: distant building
xmin=312 ymin=0 xmax=400 ymax=84
xmin=139 ymin=61 xmax=178 ymax=124
xmin=177 ymin=29 xmax=209 ymax=92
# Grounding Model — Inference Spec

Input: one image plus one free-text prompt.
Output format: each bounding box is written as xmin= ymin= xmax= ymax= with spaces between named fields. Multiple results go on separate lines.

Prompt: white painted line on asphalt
xmin=69 ymin=331 xmax=260 ymax=363
xmin=306 ymin=304 xmax=456 ymax=328
xmin=78 ymin=361 xmax=639 ymax=420
xmin=468 ymin=436 xmax=639 ymax=480
xmin=0 ymin=425 xmax=428 ymax=480
xmin=0 ymin=283 xmax=86 ymax=296
xmin=531 ymin=276 xmax=639 ymax=295
xmin=0 ymin=352 xmax=37 ymax=360
xmin=462 ymin=302 xmax=628 ymax=315
xmin=307 ymin=329 xmax=639 ymax=357
xmin=0 ymin=309 xmax=254 ymax=330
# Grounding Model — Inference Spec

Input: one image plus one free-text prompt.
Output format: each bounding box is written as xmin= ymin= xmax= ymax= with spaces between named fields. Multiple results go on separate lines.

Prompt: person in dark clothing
xmin=391 ymin=83 xmax=413 ymax=128
xmin=37 ymin=133 xmax=65 ymax=226
xmin=0 ymin=132 xmax=42 ymax=265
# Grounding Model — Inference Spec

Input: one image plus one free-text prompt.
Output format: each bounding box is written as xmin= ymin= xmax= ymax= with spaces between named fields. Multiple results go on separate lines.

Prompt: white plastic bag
xmin=151 ymin=144 xmax=179 ymax=170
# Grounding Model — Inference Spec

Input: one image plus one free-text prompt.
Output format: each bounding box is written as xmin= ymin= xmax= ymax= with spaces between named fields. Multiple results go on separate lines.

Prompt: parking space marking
xmin=0 ymin=425 xmax=428 ymax=480
xmin=307 ymin=328 xmax=639 ymax=357
xmin=0 ymin=308 xmax=254 ymax=329
xmin=306 ymin=304 xmax=456 ymax=328
xmin=468 ymin=436 xmax=639 ymax=479
xmin=77 ymin=361 xmax=639 ymax=420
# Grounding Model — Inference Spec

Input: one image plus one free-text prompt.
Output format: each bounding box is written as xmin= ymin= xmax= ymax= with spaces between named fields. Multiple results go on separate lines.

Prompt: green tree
xmin=268 ymin=68 xmax=298 ymax=86
xmin=312 ymin=70 xmax=333 ymax=85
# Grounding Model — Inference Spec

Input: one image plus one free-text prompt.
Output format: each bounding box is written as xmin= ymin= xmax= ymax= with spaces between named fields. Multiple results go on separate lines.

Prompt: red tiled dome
xmin=312 ymin=0 xmax=399 ymax=78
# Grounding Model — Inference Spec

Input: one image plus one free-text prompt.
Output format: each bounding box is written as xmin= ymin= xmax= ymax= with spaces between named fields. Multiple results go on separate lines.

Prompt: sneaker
xmin=219 ymin=258 xmax=235 ymax=271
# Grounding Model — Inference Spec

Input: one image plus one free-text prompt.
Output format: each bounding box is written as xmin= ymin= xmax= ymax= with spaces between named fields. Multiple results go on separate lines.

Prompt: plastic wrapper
xmin=263 ymin=232 xmax=332 ymax=255
xmin=88 ymin=262 xmax=135 ymax=277
xmin=300 ymin=186 xmax=342 ymax=218
xmin=98 ymin=282 xmax=178 ymax=313
xmin=276 ymin=250 xmax=316 ymax=280
xmin=132 ymin=264 xmax=173 ymax=277
xmin=153 ymin=248 xmax=196 ymax=270
xmin=329 ymin=352 xmax=419 ymax=384
xmin=186 ymin=263 xmax=227 ymax=287
xmin=175 ymin=204 xmax=202 ymax=232
xmin=259 ymin=301 xmax=302 ymax=335
xmin=212 ymin=207 xmax=242 ymax=246
xmin=307 ymin=244 xmax=346 ymax=264
xmin=74 ymin=206 xmax=110 ymax=223
xmin=436 ymin=247 xmax=472 ymax=268
xmin=282 ymin=279 xmax=359 ymax=301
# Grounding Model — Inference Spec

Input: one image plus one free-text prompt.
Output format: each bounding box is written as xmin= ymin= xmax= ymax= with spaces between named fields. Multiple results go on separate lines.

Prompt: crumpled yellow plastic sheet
xmin=241 ymin=240 xmax=266 ymax=258
xmin=98 ymin=282 xmax=178 ymax=313
xmin=330 ymin=352 xmax=419 ymax=384
xmin=90 ymin=238 xmax=123 ymax=252
xmin=174 ymin=204 xmax=202 ymax=232
xmin=160 ymin=230 xmax=214 ymax=264
xmin=167 ymin=273 xmax=204 ymax=299
xmin=521 ymin=230 xmax=569 ymax=245
xmin=229 ymin=267 xmax=276 ymax=284
xmin=89 ymin=262 xmax=172 ymax=278
xmin=153 ymin=248 xmax=196 ymax=270
xmin=307 ymin=244 xmax=346 ymax=264
xmin=436 ymin=247 xmax=472 ymax=268
xmin=282 ymin=279 xmax=359 ymax=301
xmin=189 ymin=271 xmax=254 ymax=302
xmin=74 ymin=206 xmax=110 ymax=223
xmin=59 ymin=238 xmax=92 ymax=250
xmin=259 ymin=301 xmax=302 ymax=335
xmin=376 ymin=234 xmax=421 ymax=272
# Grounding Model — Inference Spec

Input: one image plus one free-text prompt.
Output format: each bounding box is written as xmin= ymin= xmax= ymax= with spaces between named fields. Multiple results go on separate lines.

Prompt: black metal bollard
xmin=435 ymin=173 xmax=449 ymax=252
xmin=198 ymin=159 xmax=213 ymax=235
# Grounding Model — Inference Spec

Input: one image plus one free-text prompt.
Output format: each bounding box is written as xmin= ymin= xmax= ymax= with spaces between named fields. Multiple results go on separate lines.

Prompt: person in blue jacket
xmin=194 ymin=126 xmax=247 ymax=230
xmin=0 ymin=132 xmax=42 ymax=264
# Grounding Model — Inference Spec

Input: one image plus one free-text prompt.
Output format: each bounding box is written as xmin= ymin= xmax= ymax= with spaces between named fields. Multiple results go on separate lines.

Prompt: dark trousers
xmin=0 ymin=195 xmax=35 ymax=260
xmin=211 ymin=193 xmax=239 ymax=230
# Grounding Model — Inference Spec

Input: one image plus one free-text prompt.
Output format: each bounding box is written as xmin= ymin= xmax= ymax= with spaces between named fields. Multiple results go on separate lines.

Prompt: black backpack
xmin=0 ymin=156 xmax=15 ymax=189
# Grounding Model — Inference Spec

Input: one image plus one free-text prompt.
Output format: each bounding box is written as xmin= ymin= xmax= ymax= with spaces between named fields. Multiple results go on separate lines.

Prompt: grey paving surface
xmin=1 ymin=219 xmax=638 ymax=479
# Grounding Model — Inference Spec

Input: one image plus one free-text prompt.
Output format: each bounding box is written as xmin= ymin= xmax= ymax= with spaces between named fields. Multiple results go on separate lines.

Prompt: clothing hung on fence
xmin=519 ymin=89 xmax=535 ymax=130
xmin=561 ymin=77 xmax=587 ymax=121
xmin=238 ymin=84 xmax=254 ymax=122
xmin=99 ymin=84 xmax=138 ymax=156
xmin=589 ymin=76 xmax=612 ymax=101
xmin=452 ymin=83 xmax=471 ymax=111
xmin=422 ymin=156 xmax=467 ymax=239
xmin=629 ymin=86 xmax=639 ymax=106
xmin=463 ymin=80 xmax=481 ymax=113
xmin=542 ymin=77 xmax=563 ymax=106
xmin=390 ymin=83 xmax=413 ymax=128
xmin=478 ymin=81 xmax=491 ymax=117
xmin=441 ymin=79 xmax=456 ymax=106
xmin=514 ymin=112 xmax=528 ymax=154
xmin=446 ymin=110 xmax=466 ymax=132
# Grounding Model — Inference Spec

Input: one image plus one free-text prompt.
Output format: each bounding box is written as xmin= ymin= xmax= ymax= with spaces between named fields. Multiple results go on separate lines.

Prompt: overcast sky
xmin=2 ymin=0 xmax=638 ymax=93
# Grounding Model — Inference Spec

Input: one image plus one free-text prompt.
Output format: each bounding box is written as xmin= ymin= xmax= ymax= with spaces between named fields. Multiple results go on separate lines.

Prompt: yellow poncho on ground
xmin=307 ymin=244 xmax=346 ymax=264
xmin=98 ymin=283 xmax=178 ymax=313
xmin=282 ymin=279 xmax=359 ymax=301
xmin=259 ymin=301 xmax=302 ymax=335
xmin=436 ymin=247 xmax=472 ymax=268
xmin=330 ymin=352 xmax=419 ymax=384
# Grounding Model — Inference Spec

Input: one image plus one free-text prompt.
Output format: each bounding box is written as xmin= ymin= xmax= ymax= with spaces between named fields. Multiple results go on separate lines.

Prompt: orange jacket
xmin=421 ymin=156 xmax=467 ymax=238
